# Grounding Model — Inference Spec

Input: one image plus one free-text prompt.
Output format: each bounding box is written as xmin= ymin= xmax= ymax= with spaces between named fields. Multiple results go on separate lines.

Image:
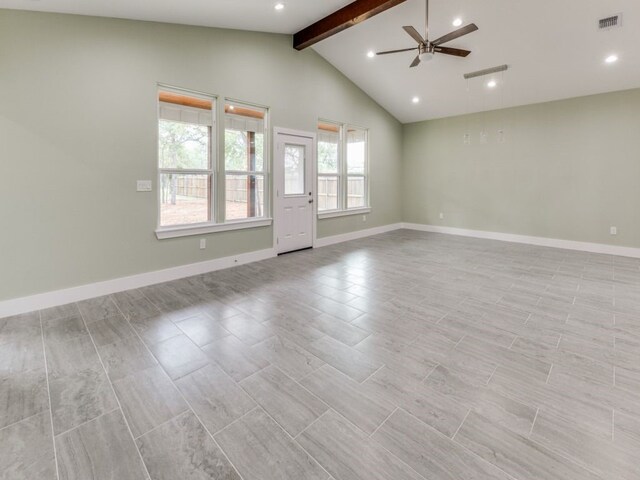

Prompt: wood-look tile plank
xmin=454 ymin=411 xmax=605 ymax=480
xmin=240 ymin=365 xmax=328 ymax=437
xmin=137 ymin=411 xmax=241 ymax=480
xmin=297 ymin=409 xmax=423 ymax=480
xmin=175 ymin=313 xmax=231 ymax=347
xmin=215 ymin=408 xmax=326 ymax=480
xmin=149 ymin=334 xmax=209 ymax=380
xmin=201 ymin=335 xmax=269 ymax=382
xmin=56 ymin=409 xmax=148 ymax=480
xmin=373 ymin=408 xmax=514 ymax=480
xmin=301 ymin=365 xmax=394 ymax=435
xmin=308 ymin=313 xmax=370 ymax=346
xmin=250 ymin=335 xmax=324 ymax=381
xmin=0 ymin=368 xmax=48 ymax=429
xmin=76 ymin=295 xmax=121 ymax=324
xmin=305 ymin=336 xmax=382 ymax=383
xmin=530 ymin=410 xmax=636 ymax=480
xmin=94 ymin=335 xmax=158 ymax=382
xmin=488 ymin=366 xmax=613 ymax=439
xmin=175 ymin=364 xmax=255 ymax=434
xmin=219 ymin=313 xmax=275 ymax=346
xmin=425 ymin=364 xmax=537 ymax=436
xmin=0 ymin=338 xmax=45 ymax=376
xmin=113 ymin=365 xmax=188 ymax=438
xmin=0 ymin=411 xmax=57 ymax=479
xmin=40 ymin=303 xmax=81 ymax=325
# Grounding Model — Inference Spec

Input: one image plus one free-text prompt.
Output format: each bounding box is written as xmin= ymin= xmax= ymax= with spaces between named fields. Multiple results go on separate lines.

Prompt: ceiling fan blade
xmin=434 ymin=46 xmax=471 ymax=57
xmin=431 ymin=23 xmax=478 ymax=46
xmin=403 ymin=26 xmax=425 ymax=45
xmin=376 ymin=47 xmax=418 ymax=55
xmin=409 ymin=55 xmax=421 ymax=68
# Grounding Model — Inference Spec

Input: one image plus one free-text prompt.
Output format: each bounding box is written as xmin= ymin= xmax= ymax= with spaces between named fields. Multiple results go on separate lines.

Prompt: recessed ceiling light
xmin=274 ymin=3 xmax=285 ymax=11
xmin=452 ymin=18 xmax=463 ymax=27
xmin=367 ymin=50 xmax=375 ymax=58
xmin=605 ymin=54 xmax=618 ymax=64
xmin=487 ymin=80 xmax=497 ymax=88
xmin=412 ymin=96 xmax=420 ymax=104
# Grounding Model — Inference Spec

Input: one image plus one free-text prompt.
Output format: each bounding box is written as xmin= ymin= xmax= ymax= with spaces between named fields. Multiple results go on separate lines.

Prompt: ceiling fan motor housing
xmin=419 ymin=43 xmax=434 ymax=61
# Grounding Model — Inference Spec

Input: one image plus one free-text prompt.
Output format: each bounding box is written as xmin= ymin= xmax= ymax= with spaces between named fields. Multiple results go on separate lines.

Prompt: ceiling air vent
xmin=599 ymin=14 xmax=622 ymax=29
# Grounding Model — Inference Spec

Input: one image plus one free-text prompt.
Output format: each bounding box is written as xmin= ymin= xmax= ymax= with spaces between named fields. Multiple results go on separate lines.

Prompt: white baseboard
xmin=314 ymin=223 xmax=403 ymax=248
xmin=402 ymin=223 xmax=640 ymax=258
xmin=0 ymin=248 xmax=277 ymax=319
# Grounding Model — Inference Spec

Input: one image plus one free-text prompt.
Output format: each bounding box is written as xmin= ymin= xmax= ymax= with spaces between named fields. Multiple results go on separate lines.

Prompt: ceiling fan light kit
xmin=376 ymin=0 xmax=478 ymax=68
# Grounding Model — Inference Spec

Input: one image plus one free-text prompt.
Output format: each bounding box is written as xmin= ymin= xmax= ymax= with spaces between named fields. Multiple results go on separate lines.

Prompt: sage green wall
xmin=0 ymin=10 xmax=402 ymax=301
xmin=403 ymin=88 xmax=640 ymax=249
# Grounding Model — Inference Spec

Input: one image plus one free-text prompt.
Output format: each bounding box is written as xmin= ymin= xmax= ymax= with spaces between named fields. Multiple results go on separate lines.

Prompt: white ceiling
xmin=314 ymin=0 xmax=640 ymax=122
xmin=0 ymin=0 xmax=352 ymax=33
xmin=2 ymin=0 xmax=640 ymax=122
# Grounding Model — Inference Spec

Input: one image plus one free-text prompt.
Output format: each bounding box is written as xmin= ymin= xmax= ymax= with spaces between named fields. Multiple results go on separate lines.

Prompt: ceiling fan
xmin=376 ymin=0 xmax=478 ymax=68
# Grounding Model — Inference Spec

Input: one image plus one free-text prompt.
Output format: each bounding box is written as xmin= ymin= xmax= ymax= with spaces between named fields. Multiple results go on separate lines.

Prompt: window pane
xmin=346 ymin=127 xmax=366 ymax=174
xmin=224 ymin=130 xmax=264 ymax=172
xmin=347 ymin=176 xmax=365 ymax=209
xmin=318 ymin=122 xmax=339 ymax=174
xmin=225 ymin=103 xmax=266 ymax=172
xmin=225 ymin=174 xmax=265 ymax=220
xmin=318 ymin=176 xmax=339 ymax=211
xmin=284 ymin=144 xmax=305 ymax=195
xmin=159 ymin=120 xmax=210 ymax=170
xmin=160 ymin=173 xmax=210 ymax=226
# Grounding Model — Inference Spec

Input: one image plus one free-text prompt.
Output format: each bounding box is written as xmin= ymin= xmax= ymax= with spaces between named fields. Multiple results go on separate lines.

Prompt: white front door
xmin=275 ymin=132 xmax=314 ymax=254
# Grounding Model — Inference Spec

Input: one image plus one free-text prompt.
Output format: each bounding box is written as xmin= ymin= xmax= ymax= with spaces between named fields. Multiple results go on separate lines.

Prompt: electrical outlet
xmin=439 ymin=212 xmax=444 ymax=219
xmin=199 ymin=239 xmax=206 ymax=249
xmin=362 ymin=215 xmax=367 ymax=222
xmin=136 ymin=180 xmax=152 ymax=192
xmin=610 ymin=226 xmax=617 ymax=235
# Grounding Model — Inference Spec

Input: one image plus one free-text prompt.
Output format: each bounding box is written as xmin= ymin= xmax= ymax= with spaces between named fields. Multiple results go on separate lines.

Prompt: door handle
xmin=308 ymin=199 xmax=314 ymax=204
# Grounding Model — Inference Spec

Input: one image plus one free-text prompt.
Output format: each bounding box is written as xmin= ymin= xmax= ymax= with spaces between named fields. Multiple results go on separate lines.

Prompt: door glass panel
xmin=284 ymin=144 xmax=305 ymax=196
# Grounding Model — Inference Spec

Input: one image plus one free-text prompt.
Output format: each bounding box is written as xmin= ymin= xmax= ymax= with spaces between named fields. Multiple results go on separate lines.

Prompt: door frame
xmin=273 ymin=127 xmax=317 ymax=252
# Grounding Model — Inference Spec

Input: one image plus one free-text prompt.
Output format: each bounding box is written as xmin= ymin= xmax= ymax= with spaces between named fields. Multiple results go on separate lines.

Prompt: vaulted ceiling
xmin=2 ymin=0 xmax=639 ymax=122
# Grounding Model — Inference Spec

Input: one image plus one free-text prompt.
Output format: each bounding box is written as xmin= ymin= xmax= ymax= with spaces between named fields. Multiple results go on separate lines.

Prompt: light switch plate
xmin=137 ymin=180 xmax=152 ymax=192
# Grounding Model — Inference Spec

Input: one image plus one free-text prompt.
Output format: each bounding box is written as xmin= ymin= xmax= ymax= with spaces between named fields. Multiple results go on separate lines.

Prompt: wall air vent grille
xmin=599 ymin=14 xmax=622 ymax=29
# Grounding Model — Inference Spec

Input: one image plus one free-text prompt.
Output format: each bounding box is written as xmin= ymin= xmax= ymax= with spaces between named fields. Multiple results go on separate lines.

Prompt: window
xmin=224 ymin=102 xmax=267 ymax=221
xmin=156 ymin=87 xmax=271 ymax=239
xmin=317 ymin=121 xmax=369 ymax=214
xmin=158 ymin=89 xmax=214 ymax=227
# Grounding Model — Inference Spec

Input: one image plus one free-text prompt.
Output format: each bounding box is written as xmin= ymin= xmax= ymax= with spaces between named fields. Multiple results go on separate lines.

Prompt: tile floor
xmin=2 ymin=229 xmax=640 ymax=479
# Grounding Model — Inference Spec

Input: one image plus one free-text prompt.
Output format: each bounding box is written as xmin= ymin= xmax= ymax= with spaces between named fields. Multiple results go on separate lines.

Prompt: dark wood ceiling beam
xmin=293 ymin=0 xmax=407 ymax=50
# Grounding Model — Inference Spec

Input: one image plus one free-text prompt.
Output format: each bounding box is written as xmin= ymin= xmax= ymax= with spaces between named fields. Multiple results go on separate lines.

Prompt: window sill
xmin=318 ymin=208 xmax=371 ymax=220
xmin=156 ymin=218 xmax=272 ymax=240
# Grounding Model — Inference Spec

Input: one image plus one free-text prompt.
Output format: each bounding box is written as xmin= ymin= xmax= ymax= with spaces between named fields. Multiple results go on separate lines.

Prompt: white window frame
xmin=155 ymin=85 xmax=271 ymax=240
xmin=317 ymin=120 xmax=371 ymax=219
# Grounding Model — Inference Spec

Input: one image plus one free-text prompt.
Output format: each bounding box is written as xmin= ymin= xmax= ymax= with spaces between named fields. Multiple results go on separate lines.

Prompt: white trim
xmin=0 ymin=248 xmax=276 ymax=319
xmin=402 ymin=223 xmax=640 ymax=258
xmin=315 ymin=223 xmax=403 ymax=248
xmin=156 ymin=218 xmax=272 ymax=239
xmin=318 ymin=207 xmax=371 ymax=220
